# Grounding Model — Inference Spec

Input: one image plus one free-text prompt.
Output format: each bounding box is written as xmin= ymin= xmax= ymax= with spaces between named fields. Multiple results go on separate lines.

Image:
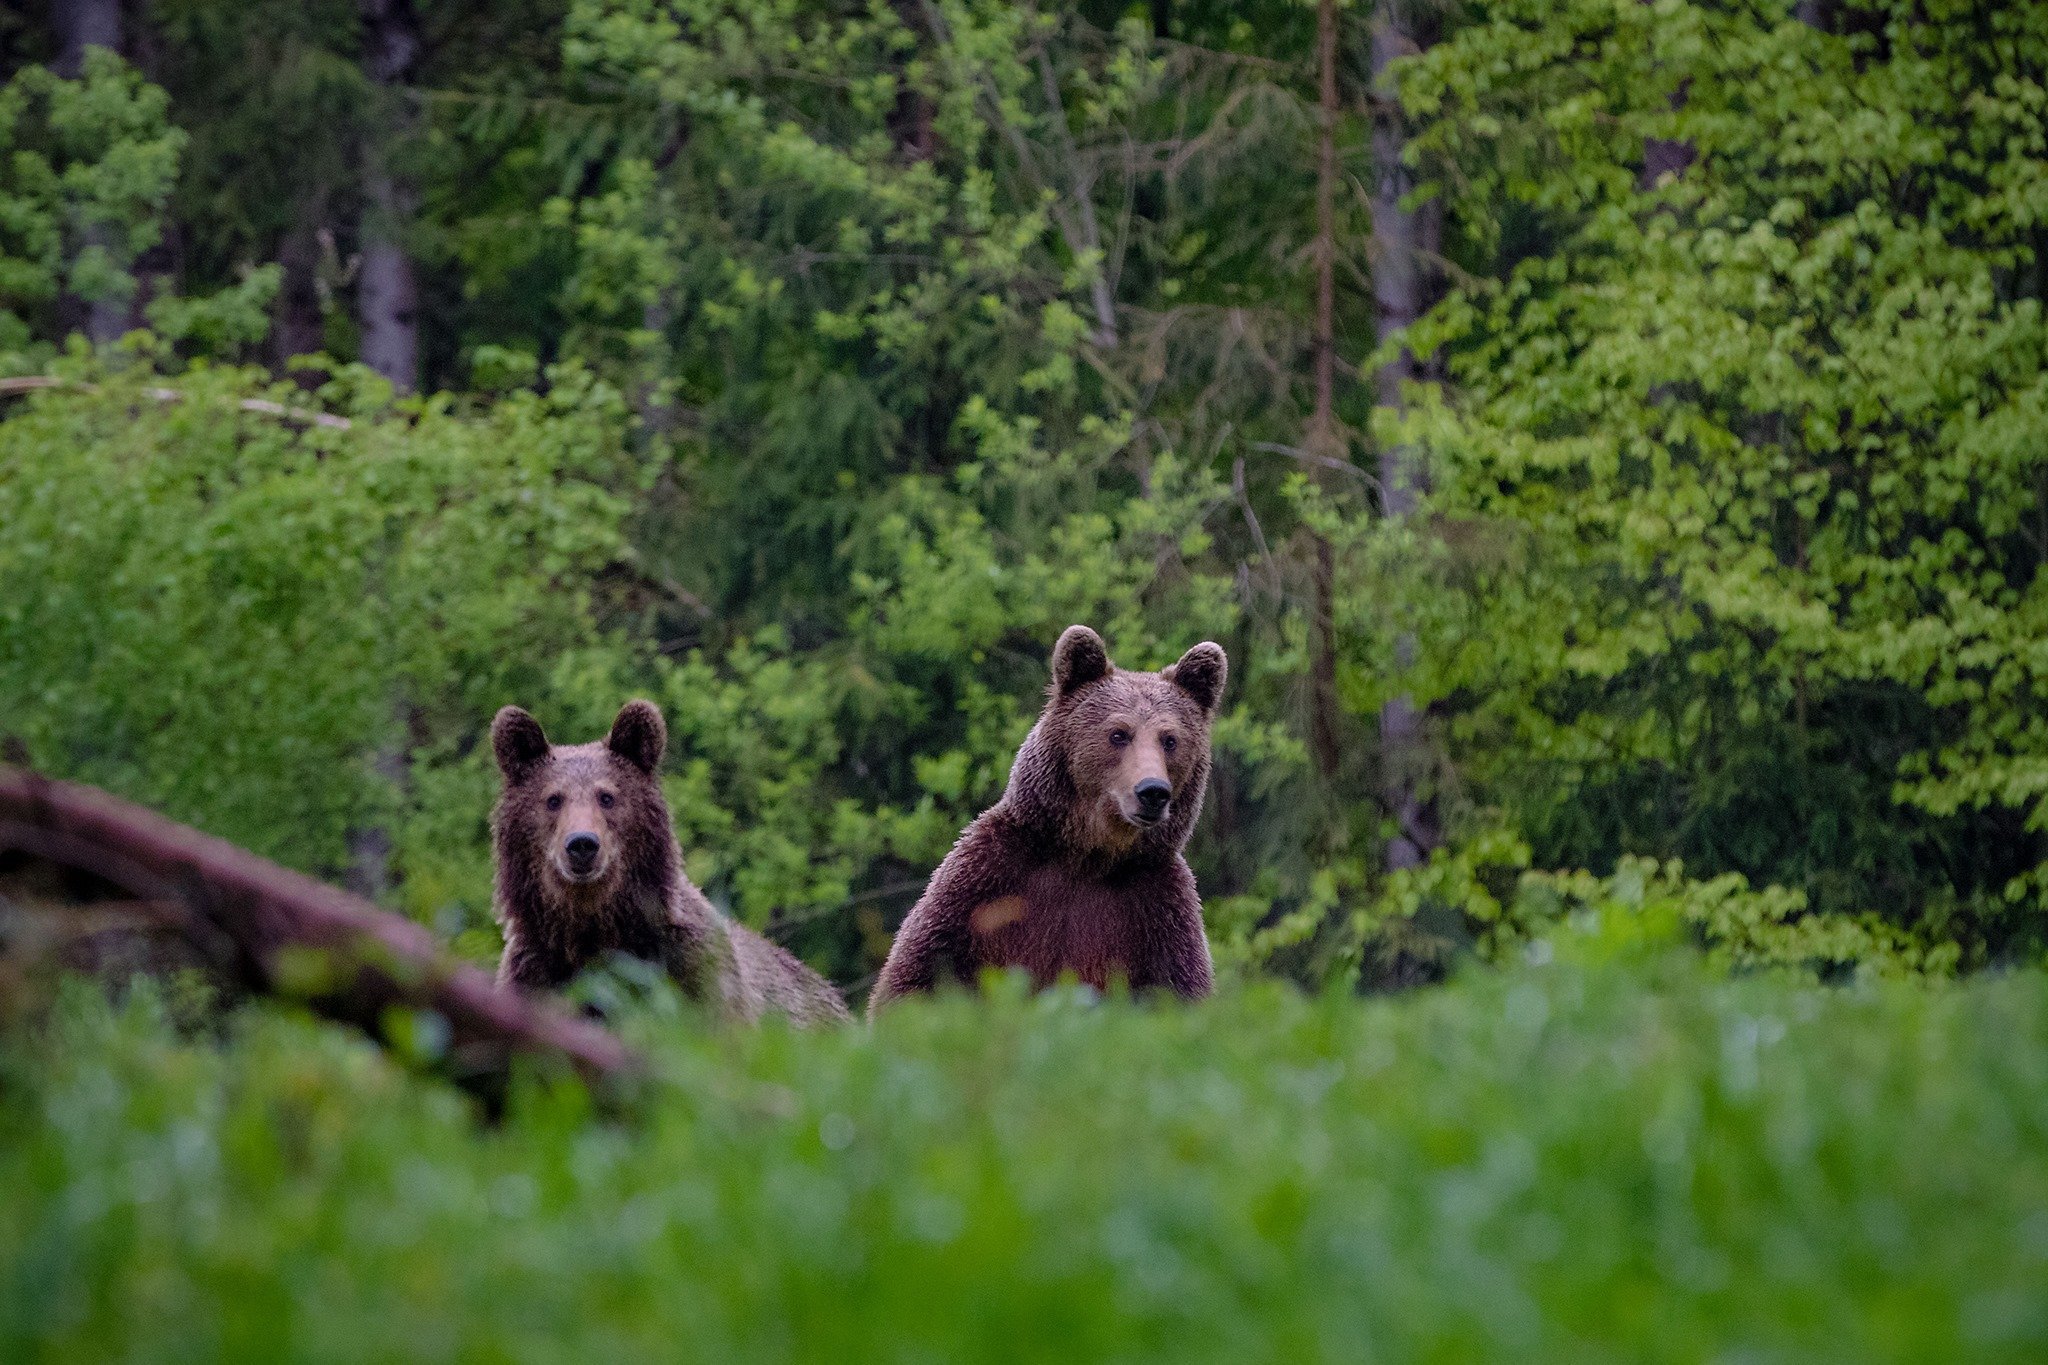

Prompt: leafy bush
xmin=1373 ymin=1 xmax=2048 ymax=964
xmin=0 ymin=362 xmax=644 ymax=944
xmin=4 ymin=960 xmax=2046 ymax=1360
xmin=0 ymin=51 xmax=182 ymax=363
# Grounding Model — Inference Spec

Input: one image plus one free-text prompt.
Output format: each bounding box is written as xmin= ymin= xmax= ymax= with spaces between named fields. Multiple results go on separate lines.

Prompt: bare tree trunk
xmin=1306 ymin=0 xmax=1344 ymax=782
xmin=1370 ymin=1 xmax=1442 ymax=873
xmin=54 ymin=0 xmax=122 ymax=68
xmin=356 ymin=0 xmax=421 ymax=393
xmin=358 ymin=172 xmax=419 ymax=390
xmin=55 ymin=0 xmax=132 ymax=348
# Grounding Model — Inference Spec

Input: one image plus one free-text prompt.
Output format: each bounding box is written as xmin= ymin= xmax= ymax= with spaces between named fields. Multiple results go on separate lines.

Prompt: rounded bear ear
xmin=1164 ymin=641 xmax=1227 ymax=716
xmin=606 ymin=699 xmax=667 ymax=775
xmin=492 ymin=706 xmax=550 ymax=784
xmin=1051 ymin=624 xmax=1111 ymax=698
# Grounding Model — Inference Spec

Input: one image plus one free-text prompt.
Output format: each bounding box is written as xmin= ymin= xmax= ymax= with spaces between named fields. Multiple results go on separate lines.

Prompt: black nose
xmin=564 ymin=832 xmax=600 ymax=864
xmin=1135 ymin=778 xmax=1171 ymax=817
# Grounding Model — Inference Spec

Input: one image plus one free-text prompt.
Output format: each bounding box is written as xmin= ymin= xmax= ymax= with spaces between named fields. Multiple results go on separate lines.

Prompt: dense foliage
xmin=1384 ymin=0 xmax=2048 ymax=970
xmin=5 ymin=955 xmax=2048 ymax=1360
xmin=3 ymin=1 xmax=2046 ymax=992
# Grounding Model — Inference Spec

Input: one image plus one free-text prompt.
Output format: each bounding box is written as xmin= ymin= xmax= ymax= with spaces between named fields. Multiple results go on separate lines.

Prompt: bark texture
xmin=356 ymin=0 xmax=422 ymax=392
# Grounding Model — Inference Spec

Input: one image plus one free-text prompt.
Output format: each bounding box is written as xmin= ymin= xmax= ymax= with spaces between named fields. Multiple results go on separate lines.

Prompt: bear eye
xmin=598 ymin=791 xmax=615 ymax=809
xmin=1110 ymin=729 xmax=1131 ymax=748
xmin=1161 ymin=734 xmax=1178 ymax=753
xmin=544 ymin=794 xmax=563 ymax=811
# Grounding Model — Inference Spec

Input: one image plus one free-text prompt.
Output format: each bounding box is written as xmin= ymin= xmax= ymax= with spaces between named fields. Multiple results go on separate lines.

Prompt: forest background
xmin=3 ymin=0 xmax=2045 ymax=1000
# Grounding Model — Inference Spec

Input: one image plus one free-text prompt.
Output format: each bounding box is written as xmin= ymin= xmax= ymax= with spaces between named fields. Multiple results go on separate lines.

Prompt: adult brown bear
xmin=870 ymin=625 xmax=1224 ymax=1010
xmin=491 ymin=700 xmax=849 ymax=1025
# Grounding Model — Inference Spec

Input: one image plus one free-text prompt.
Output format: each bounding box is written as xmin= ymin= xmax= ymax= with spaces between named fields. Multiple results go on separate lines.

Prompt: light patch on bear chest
xmin=968 ymin=895 xmax=1027 ymax=936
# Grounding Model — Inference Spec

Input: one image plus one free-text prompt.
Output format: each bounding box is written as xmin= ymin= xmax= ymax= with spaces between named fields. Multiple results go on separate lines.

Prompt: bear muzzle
xmin=1126 ymin=778 xmax=1172 ymax=827
xmin=558 ymin=830 xmax=607 ymax=883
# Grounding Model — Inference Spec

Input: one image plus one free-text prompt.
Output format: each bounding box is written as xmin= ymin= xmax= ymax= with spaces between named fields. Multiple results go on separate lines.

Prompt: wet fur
xmin=870 ymin=627 xmax=1224 ymax=1010
xmin=492 ymin=701 xmax=849 ymax=1025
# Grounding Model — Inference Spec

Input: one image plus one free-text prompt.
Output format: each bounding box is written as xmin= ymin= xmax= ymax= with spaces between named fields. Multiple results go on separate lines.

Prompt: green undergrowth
xmin=3 ymin=958 xmax=2046 ymax=1362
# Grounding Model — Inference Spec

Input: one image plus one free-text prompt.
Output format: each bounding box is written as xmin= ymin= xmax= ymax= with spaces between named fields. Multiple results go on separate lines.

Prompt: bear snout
xmin=562 ymin=831 xmax=603 ymax=879
xmin=1133 ymin=778 xmax=1172 ymax=823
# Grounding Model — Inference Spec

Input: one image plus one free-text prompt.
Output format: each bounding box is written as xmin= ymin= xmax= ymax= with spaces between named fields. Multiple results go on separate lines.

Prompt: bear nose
xmin=1134 ymin=778 xmax=1171 ymax=818
xmin=564 ymin=832 xmax=601 ymax=865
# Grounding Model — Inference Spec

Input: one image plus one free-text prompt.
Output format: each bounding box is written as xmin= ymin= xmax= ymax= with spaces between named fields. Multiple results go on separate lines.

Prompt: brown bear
xmin=491 ymin=699 xmax=849 ymax=1025
xmin=869 ymin=625 xmax=1225 ymax=1011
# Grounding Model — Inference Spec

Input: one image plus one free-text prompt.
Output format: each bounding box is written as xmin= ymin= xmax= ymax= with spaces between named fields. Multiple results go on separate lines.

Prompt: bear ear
xmin=492 ymin=706 xmax=550 ymax=784
xmin=1164 ymin=641 xmax=1228 ymax=716
xmin=606 ymin=699 xmax=667 ymax=775
xmin=1051 ymin=624 xmax=1111 ymax=698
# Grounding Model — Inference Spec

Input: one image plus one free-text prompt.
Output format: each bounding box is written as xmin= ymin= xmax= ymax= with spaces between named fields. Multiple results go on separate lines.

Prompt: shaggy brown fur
xmin=870 ymin=626 xmax=1224 ymax=1011
xmin=491 ymin=700 xmax=849 ymax=1025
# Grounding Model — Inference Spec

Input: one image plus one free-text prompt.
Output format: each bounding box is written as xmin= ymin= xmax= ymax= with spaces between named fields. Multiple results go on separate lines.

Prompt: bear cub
xmin=491 ymin=699 xmax=848 ymax=1025
xmin=870 ymin=625 xmax=1225 ymax=1010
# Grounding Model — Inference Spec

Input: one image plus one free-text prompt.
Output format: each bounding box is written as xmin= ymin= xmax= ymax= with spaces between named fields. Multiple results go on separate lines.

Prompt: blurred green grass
xmin=3 ymin=959 xmax=2046 ymax=1362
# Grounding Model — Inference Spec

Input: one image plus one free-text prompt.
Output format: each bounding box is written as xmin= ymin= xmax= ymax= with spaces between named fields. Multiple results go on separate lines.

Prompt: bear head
xmin=491 ymin=699 xmax=673 ymax=910
xmin=1022 ymin=624 xmax=1227 ymax=859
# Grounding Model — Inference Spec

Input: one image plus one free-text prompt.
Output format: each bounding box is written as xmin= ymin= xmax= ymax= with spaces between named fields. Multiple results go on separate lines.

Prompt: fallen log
xmin=0 ymin=765 xmax=639 ymax=1094
xmin=0 ymin=373 xmax=355 ymax=428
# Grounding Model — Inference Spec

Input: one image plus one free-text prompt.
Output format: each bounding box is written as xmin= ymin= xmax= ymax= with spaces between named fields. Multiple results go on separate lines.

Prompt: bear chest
xmin=530 ymin=895 xmax=668 ymax=977
xmin=968 ymin=864 xmax=1154 ymax=991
